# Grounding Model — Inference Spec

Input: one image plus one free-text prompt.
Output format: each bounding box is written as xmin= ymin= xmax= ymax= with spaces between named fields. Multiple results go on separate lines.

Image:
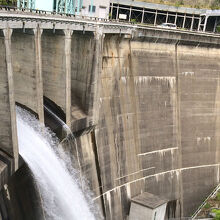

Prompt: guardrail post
xmin=197 ymin=17 xmax=202 ymax=31
xmin=110 ymin=3 xmax=113 ymax=20
xmin=141 ymin=8 xmax=144 ymax=23
xmin=165 ymin=11 xmax=169 ymax=23
xmin=203 ymin=16 xmax=208 ymax=32
xmin=154 ymin=10 xmax=158 ymax=26
xmin=116 ymin=4 xmax=119 ymax=20
xmin=129 ymin=6 xmax=132 ymax=22
xmin=190 ymin=15 xmax=195 ymax=31
xmin=182 ymin=14 xmax=186 ymax=29
xmin=213 ymin=17 xmax=218 ymax=32
xmin=174 ymin=12 xmax=177 ymax=24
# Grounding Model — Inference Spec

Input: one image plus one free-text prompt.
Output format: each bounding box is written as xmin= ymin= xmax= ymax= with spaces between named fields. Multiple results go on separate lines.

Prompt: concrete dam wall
xmin=0 ymin=12 xmax=220 ymax=219
xmin=97 ymin=34 xmax=220 ymax=219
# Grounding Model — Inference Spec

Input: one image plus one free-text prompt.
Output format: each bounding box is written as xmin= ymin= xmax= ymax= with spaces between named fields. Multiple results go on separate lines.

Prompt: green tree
xmin=175 ymin=0 xmax=184 ymax=7
xmin=0 ymin=0 xmax=16 ymax=6
xmin=212 ymin=209 xmax=220 ymax=220
xmin=211 ymin=0 xmax=220 ymax=9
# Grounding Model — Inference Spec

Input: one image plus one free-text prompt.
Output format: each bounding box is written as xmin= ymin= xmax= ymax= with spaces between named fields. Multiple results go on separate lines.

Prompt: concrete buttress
xmin=88 ymin=28 xmax=105 ymax=124
xmin=3 ymin=28 xmax=18 ymax=171
xmin=64 ymin=30 xmax=73 ymax=127
xmin=34 ymin=27 xmax=44 ymax=123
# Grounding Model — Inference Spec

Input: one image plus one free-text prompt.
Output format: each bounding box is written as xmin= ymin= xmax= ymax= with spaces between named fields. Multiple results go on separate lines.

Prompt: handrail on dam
xmin=1 ymin=9 xmax=220 ymax=41
xmin=0 ymin=5 xmax=220 ymax=37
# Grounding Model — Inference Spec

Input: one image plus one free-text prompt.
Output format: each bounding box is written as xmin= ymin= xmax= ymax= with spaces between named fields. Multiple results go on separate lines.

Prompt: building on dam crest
xmin=15 ymin=0 xmax=220 ymax=32
xmin=17 ymin=0 xmax=110 ymax=18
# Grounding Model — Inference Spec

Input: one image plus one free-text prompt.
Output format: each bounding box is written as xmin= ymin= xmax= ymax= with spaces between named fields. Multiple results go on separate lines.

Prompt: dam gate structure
xmin=0 ymin=9 xmax=220 ymax=220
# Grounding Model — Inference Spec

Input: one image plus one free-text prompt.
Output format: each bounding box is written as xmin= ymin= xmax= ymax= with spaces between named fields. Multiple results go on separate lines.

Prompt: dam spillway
xmin=0 ymin=10 xmax=220 ymax=220
xmin=16 ymin=106 xmax=97 ymax=220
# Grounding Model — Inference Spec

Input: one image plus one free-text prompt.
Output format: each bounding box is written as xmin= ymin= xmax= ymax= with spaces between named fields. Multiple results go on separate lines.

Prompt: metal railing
xmin=0 ymin=4 xmax=220 ymax=38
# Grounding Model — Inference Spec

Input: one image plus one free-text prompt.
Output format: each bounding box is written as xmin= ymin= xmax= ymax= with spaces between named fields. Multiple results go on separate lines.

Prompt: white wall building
xmin=81 ymin=0 xmax=110 ymax=19
xmin=35 ymin=0 xmax=53 ymax=11
xmin=17 ymin=0 xmax=110 ymax=19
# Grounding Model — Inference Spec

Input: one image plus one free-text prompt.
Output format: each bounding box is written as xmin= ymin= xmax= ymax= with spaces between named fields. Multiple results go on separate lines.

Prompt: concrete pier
xmin=34 ymin=27 xmax=44 ymax=123
xmin=0 ymin=28 xmax=18 ymax=172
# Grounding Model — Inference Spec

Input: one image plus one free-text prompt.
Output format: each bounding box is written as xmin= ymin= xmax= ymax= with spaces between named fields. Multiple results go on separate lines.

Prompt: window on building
xmin=89 ymin=5 xmax=96 ymax=13
xmin=154 ymin=212 xmax=157 ymax=220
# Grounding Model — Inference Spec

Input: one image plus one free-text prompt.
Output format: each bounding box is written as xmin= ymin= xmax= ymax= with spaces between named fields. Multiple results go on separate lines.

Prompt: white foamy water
xmin=16 ymin=106 xmax=96 ymax=220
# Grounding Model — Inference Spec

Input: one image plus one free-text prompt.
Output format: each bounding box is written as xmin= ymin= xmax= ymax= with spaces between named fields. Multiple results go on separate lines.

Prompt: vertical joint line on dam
xmin=175 ymin=39 xmax=183 ymax=217
xmin=64 ymin=29 xmax=73 ymax=128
